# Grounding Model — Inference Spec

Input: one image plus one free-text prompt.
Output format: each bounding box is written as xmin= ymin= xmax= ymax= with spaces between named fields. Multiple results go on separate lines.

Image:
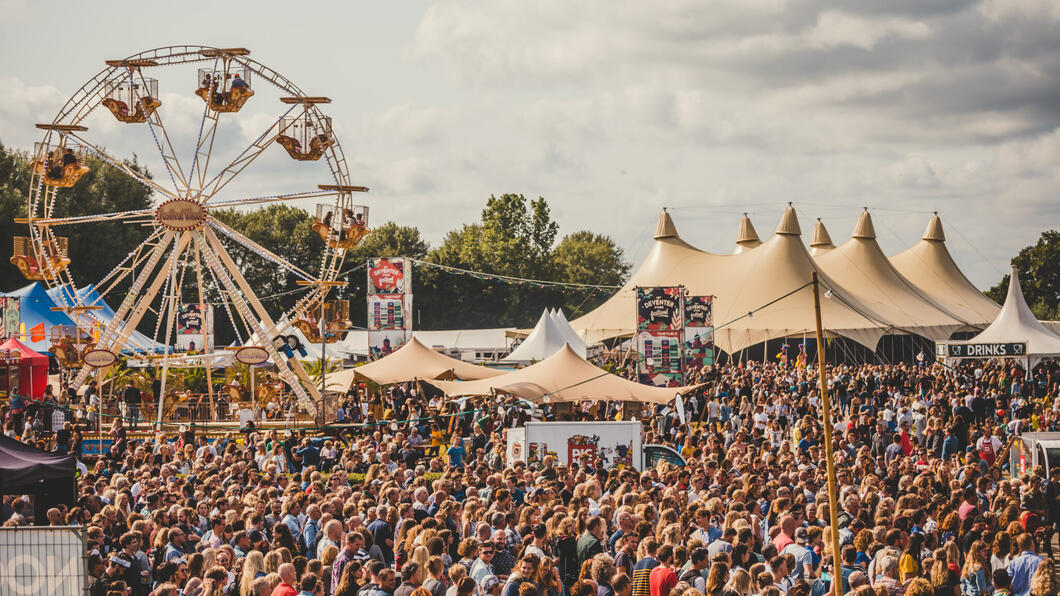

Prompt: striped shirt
xmin=631 ymin=557 xmax=659 ymax=596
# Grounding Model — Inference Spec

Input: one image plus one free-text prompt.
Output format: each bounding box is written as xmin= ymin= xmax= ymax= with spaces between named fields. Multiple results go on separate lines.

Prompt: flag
xmin=29 ymin=322 xmax=45 ymax=343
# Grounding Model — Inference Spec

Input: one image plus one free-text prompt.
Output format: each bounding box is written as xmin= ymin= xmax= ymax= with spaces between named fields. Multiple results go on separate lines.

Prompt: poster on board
xmin=636 ymin=286 xmax=683 ymax=331
xmin=367 ymin=258 xmax=411 ymax=295
xmin=368 ymin=329 xmax=409 ymax=360
xmin=636 ymin=329 xmax=683 ymax=387
xmin=176 ymin=303 xmax=213 ymax=352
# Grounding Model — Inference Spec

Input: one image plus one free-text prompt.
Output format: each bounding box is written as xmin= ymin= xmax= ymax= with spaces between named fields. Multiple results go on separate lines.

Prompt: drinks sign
xmin=155 ymin=199 xmax=207 ymax=231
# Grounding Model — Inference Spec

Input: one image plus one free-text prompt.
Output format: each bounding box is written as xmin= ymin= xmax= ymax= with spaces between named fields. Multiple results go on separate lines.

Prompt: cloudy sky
xmin=2 ymin=0 xmax=1058 ymax=290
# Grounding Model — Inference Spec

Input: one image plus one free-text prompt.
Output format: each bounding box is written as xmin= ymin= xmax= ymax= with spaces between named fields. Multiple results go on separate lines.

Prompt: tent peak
xmin=852 ymin=210 xmax=876 ymax=240
xmin=654 ymin=209 xmax=679 ymax=240
xmin=810 ymin=218 xmax=834 ymax=249
xmin=736 ymin=214 xmax=762 ymax=248
xmin=922 ymin=212 xmax=946 ymax=242
xmin=775 ymin=204 xmax=802 ymax=236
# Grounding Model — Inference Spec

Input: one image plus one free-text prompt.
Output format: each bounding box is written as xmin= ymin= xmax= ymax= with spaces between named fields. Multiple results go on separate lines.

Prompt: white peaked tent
xmin=960 ymin=267 xmax=1060 ymax=368
xmin=815 ymin=211 xmax=966 ymax=340
xmin=890 ymin=214 xmax=1000 ymax=327
xmin=506 ymin=309 xmax=587 ymax=362
xmin=570 ymin=206 xmax=893 ymax=352
xmin=550 ymin=309 xmax=586 ymax=355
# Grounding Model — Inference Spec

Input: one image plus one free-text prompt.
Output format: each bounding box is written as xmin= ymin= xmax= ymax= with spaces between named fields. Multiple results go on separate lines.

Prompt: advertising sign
xmin=636 ymin=287 xmax=683 ymax=330
xmin=367 ymin=257 xmax=411 ymax=294
xmin=683 ymin=295 xmax=715 ymax=372
xmin=176 ymin=303 xmax=213 ymax=352
xmin=636 ymin=329 xmax=683 ymax=387
xmin=367 ymin=294 xmax=406 ymax=330
xmin=0 ymin=297 xmax=19 ymax=340
xmin=938 ymin=342 xmax=1027 ymax=359
xmin=368 ymin=329 xmax=408 ymax=360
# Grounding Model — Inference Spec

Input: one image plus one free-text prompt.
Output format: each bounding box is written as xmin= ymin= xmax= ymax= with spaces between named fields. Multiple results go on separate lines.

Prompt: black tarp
xmin=0 ymin=434 xmax=75 ymax=523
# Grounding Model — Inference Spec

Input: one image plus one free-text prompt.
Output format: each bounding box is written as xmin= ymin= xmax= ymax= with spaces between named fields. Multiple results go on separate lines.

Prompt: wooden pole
xmin=812 ymin=272 xmax=844 ymax=596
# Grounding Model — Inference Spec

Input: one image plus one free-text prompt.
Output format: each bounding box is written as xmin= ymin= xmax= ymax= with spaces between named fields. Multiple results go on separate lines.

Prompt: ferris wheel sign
xmin=83 ymin=349 xmax=117 ymax=368
xmin=155 ymin=198 xmax=207 ymax=230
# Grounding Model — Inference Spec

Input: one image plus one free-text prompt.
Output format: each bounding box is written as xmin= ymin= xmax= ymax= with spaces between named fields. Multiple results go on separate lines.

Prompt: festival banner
xmin=636 ymin=329 xmax=683 ymax=387
xmin=636 ymin=287 xmax=683 ymax=331
xmin=367 ymin=294 xmax=407 ymax=330
xmin=176 ymin=303 xmax=213 ymax=352
xmin=0 ymin=297 xmax=19 ymax=340
xmin=683 ymin=295 xmax=715 ymax=372
xmin=367 ymin=257 xmax=411 ymax=294
xmin=368 ymin=329 xmax=408 ymax=360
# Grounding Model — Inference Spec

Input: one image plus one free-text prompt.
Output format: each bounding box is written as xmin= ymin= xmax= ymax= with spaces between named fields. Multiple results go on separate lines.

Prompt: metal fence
xmin=0 ymin=525 xmax=88 ymax=595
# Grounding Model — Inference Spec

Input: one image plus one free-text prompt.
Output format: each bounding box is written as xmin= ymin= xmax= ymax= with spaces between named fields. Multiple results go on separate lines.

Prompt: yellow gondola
xmin=10 ymin=236 xmax=70 ymax=281
xmin=276 ymin=133 xmax=333 ymax=161
xmin=101 ymin=96 xmax=162 ymax=124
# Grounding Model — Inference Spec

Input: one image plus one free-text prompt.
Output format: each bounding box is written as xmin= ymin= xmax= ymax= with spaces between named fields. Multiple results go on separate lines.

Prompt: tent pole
xmin=812 ymin=272 xmax=843 ymax=596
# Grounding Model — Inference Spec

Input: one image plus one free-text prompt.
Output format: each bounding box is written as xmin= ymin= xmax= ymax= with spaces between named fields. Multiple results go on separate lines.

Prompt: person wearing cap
xmin=781 ymin=527 xmax=814 ymax=581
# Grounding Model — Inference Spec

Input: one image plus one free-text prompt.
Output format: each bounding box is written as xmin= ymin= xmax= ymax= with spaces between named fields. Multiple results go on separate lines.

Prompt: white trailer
xmin=505 ymin=421 xmax=684 ymax=470
xmin=1010 ymin=432 xmax=1060 ymax=478
xmin=0 ymin=526 xmax=88 ymax=595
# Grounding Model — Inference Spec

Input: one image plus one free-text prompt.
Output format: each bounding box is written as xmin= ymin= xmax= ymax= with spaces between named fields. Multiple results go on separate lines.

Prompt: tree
xmin=986 ymin=230 xmax=1060 ymax=320
xmin=0 ymin=142 xmax=154 ymax=290
xmin=552 ymin=230 xmax=630 ymax=316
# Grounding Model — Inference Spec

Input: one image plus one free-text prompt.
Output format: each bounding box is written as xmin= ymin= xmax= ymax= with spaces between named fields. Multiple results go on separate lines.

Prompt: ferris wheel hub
xmin=155 ymin=198 xmax=207 ymax=231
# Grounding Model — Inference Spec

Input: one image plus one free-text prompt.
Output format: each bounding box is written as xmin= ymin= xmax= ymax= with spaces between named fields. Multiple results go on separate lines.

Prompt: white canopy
xmin=963 ymin=266 xmax=1060 ymax=365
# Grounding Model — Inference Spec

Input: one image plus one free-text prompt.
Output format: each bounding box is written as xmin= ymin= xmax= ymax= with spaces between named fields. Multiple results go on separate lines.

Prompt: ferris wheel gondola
xmin=17 ymin=45 xmax=372 ymax=421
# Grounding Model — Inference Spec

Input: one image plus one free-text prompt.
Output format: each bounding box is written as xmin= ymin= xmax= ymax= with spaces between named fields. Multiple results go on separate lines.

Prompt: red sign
xmin=568 ymin=437 xmax=597 ymax=465
xmin=368 ymin=259 xmax=405 ymax=293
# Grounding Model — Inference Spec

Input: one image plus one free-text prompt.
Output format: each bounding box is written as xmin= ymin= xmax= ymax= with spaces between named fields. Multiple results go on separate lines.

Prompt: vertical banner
xmin=0 ymin=297 xmax=19 ymax=340
xmin=635 ymin=287 xmax=684 ymax=387
xmin=367 ymin=258 xmax=413 ymax=359
xmin=683 ymin=295 xmax=715 ymax=377
xmin=176 ymin=303 xmax=213 ymax=352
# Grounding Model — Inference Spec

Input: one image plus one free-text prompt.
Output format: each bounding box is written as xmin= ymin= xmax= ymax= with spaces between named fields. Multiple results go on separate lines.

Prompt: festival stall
xmin=0 ymin=434 xmax=76 ymax=523
xmin=0 ymin=338 xmax=48 ymax=399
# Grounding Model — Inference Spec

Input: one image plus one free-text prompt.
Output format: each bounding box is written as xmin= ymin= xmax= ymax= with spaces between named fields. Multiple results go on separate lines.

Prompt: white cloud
xmin=806 ymin=11 xmax=931 ymax=50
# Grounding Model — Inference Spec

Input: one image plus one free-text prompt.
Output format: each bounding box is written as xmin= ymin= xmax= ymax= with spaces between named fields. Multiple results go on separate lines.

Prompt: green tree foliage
xmin=986 ymin=230 xmax=1060 ymax=320
xmin=0 ymin=142 xmax=154 ymax=288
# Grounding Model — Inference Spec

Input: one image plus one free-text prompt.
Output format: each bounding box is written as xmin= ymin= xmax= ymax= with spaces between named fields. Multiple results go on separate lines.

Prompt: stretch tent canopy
xmin=890 ymin=214 xmax=1000 ymax=327
xmin=429 ymin=343 xmax=702 ymax=404
xmin=570 ymin=206 xmax=893 ymax=353
xmin=957 ymin=266 xmax=1060 ymax=368
xmin=324 ymin=337 xmax=504 ymax=390
xmin=814 ymin=211 xmax=967 ymax=340
xmin=571 ymin=207 xmax=1003 ymax=353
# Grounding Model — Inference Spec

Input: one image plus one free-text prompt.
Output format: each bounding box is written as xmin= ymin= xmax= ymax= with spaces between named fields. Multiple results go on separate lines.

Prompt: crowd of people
xmin=1 ymin=356 xmax=1060 ymax=596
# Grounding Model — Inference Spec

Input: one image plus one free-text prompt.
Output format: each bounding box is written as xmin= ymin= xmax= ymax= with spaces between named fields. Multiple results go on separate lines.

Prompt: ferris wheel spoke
xmin=206 ymin=217 xmax=315 ymax=281
xmin=23 ymin=208 xmax=155 ymax=227
xmin=188 ymin=56 xmax=221 ymax=194
xmin=207 ymin=188 xmax=343 ymax=209
xmin=66 ymin=132 xmax=177 ymax=199
xmin=195 ymin=103 xmax=299 ymax=203
xmin=135 ymin=72 xmax=190 ymax=193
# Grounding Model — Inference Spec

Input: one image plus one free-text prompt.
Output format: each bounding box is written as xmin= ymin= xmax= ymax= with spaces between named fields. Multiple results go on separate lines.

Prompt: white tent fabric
xmin=890 ymin=214 xmax=999 ymax=327
xmin=324 ymin=337 xmax=504 ymax=390
xmin=733 ymin=215 xmax=762 ymax=254
xmin=814 ymin=211 xmax=966 ymax=340
xmin=961 ymin=267 xmax=1060 ymax=367
xmin=570 ymin=207 xmax=892 ymax=353
xmin=550 ymin=310 xmax=587 ymax=356
xmin=504 ymin=310 xmax=576 ymax=362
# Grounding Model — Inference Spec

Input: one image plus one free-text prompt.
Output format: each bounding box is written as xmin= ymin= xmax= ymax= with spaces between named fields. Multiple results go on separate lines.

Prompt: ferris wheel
xmin=14 ymin=45 xmax=372 ymax=417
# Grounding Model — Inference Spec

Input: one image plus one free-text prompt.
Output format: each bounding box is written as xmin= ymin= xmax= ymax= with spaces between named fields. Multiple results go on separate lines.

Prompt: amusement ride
xmin=12 ymin=45 xmax=369 ymax=422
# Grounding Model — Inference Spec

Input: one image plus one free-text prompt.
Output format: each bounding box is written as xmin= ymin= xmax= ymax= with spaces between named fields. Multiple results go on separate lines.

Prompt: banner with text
xmin=0 ymin=297 xmax=19 ymax=341
xmin=683 ymin=295 xmax=715 ymax=373
xmin=368 ymin=258 xmax=413 ymax=359
xmin=636 ymin=286 xmax=684 ymax=331
xmin=636 ymin=329 xmax=683 ymax=387
xmin=367 ymin=257 xmax=411 ymax=294
xmin=176 ymin=303 xmax=213 ymax=352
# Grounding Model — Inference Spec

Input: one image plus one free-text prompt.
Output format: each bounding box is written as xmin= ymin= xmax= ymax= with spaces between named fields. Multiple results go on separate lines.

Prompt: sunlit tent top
xmin=325 ymin=336 xmax=504 ymax=390
xmin=429 ymin=343 xmax=702 ymax=404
